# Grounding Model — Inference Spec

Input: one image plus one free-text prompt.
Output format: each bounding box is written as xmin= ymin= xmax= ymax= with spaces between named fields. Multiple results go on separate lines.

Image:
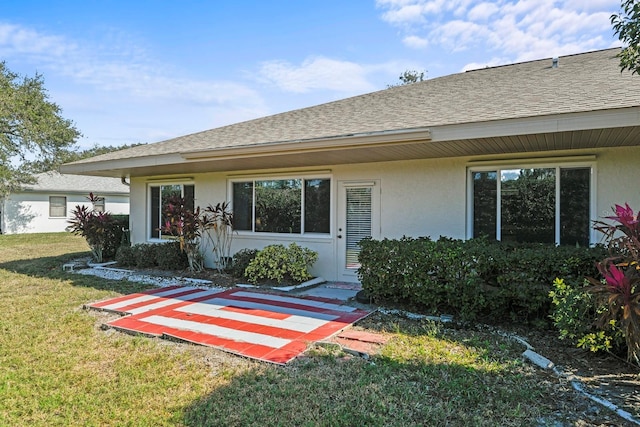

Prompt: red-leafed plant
xmin=588 ymin=203 xmax=640 ymax=364
xmin=67 ymin=192 xmax=114 ymax=263
xmin=161 ymin=195 xmax=211 ymax=272
xmin=162 ymin=197 xmax=236 ymax=273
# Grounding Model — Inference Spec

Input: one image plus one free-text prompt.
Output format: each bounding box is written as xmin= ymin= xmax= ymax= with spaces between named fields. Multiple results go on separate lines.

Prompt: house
xmin=0 ymin=171 xmax=130 ymax=234
xmin=61 ymin=48 xmax=640 ymax=282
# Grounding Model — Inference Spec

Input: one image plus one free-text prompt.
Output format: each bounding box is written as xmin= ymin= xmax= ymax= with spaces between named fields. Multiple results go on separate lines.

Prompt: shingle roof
xmin=69 ymin=48 xmax=639 ymax=166
xmin=22 ymin=172 xmax=130 ymax=194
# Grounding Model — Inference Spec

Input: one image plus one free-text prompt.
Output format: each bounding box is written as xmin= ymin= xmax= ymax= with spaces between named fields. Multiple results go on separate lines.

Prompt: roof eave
xmin=431 ymin=106 xmax=640 ymax=142
xmin=180 ymin=127 xmax=433 ymax=161
xmin=59 ymin=107 xmax=640 ymax=178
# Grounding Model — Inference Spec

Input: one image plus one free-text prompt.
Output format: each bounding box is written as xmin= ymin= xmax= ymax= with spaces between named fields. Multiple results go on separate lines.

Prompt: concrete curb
xmin=236 ymin=277 xmax=326 ymax=292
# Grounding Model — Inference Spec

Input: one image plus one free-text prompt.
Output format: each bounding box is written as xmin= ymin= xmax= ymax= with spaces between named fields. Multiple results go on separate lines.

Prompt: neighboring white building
xmin=0 ymin=171 xmax=129 ymax=234
xmin=62 ymin=49 xmax=640 ymax=282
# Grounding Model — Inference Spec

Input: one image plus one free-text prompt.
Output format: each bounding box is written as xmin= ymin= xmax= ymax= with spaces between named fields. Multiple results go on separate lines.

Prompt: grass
xmin=0 ymin=233 xmax=560 ymax=426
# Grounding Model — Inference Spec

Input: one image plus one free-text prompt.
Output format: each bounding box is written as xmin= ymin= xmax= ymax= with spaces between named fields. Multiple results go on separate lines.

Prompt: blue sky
xmin=1 ymin=0 xmax=623 ymax=150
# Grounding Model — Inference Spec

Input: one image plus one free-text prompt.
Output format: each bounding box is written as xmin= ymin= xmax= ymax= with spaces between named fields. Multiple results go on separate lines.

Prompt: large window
xmin=49 ymin=196 xmax=67 ymax=217
xmin=232 ymin=177 xmax=330 ymax=235
xmin=149 ymin=184 xmax=194 ymax=239
xmin=470 ymin=165 xmax=591 ymax=246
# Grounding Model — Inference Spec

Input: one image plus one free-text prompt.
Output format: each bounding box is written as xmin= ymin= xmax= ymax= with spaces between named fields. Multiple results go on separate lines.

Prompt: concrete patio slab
xmin=293 ymin=281 xmax=362 ymax=301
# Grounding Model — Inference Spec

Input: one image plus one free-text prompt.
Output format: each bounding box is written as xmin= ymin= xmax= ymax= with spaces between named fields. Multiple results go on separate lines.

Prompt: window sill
xmin=233 ymin=233 xmax=333 ymax=242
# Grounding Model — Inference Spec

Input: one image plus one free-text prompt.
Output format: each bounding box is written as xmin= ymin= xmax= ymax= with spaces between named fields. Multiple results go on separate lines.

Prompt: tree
xmin=611 ymin=0 xmax=640 ymax=74
xmin=0 ymin=62 xmax=81 ymax=196
xmin=387 ymin=69 xmax=427 ymax=88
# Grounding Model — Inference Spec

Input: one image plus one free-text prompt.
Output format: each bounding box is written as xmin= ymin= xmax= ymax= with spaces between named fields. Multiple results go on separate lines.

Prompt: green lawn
xmin=0 ymin=233 xmax=559 ymax=426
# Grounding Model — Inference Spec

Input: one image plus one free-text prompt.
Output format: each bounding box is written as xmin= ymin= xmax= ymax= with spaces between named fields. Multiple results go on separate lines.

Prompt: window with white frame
xmin=469 ymin=165 xmax=592 ymax=246
xmin=149 ymin=183 xmax=194 ymax=239
xmin=49 ymin=196 xmax=67 ymax=217
xmin=93 ymin=196 xmax=105 ymax=213
xmin=231 ymin=176 xmax=330 ymax=234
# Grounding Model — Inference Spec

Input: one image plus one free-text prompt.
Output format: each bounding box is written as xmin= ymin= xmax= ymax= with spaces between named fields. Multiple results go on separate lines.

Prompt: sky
xmin=0 ymin=0 xmax=624 ymax=150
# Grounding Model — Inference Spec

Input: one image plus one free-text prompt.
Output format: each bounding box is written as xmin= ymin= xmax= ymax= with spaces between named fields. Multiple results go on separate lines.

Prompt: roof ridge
xmin=464 ymin=47 xmax=621 ymax=73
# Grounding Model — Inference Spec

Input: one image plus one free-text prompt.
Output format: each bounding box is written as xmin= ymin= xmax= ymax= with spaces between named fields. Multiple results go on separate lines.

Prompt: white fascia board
xmin=180 ymin=128 xmax=433 ymax=160
xmin=59 ymin=153 xmax=184 ymax=176
xmin=431 ymin=107 xmax=640 ymax=142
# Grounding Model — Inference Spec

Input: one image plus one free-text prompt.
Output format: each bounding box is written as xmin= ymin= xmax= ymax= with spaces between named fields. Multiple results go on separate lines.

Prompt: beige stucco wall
xmin=127 ymin=146 xmax=640 ymax=281
xmin=332 ymin=157 xmax=467 ymax=240
xmin=129 ymin=156 xmax=468 ymax=281
xmin=595 ymin=146 xmax=640 ymax=219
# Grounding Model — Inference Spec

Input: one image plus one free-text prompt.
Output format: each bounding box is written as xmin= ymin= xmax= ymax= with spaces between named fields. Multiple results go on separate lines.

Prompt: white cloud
xmin=461 ymin=56 xmax=510 ymax=71
xmin=430 ymin=19 xmax=492 ymax=50
xmin=380 ymin=4 xmax=429 ymax=24
xmin=377 ymin=0 xmax=619 ymax=59
xmin=403 ymin=35 xmax=429 ymax=48
xmin=258 ymin=56 xmax=377 ymax=94
xmin=0 ymin=23 xmax=72 ymax=58
xmin=565 ymin=0 xmax=620 ymax=12
xmin=467 ymin=2 xmax=500 ymax=20
xmin=0 ymin=21 xmax=272 ymax=145
xmin=0 ymin=22 xmax=265 ymax=110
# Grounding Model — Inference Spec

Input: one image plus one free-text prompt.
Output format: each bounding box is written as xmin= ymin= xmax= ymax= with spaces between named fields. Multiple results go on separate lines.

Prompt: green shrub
xmin=549 ymin=277 xmax=624 ymax=353
xmin=132 ymin=243 xmax=157 ymax=269
xmin=155 ymin=241 xmax=188 ymax=270
xmin=358 ymin=236 xmax=606 ymax=322
xmin=230 ymin=249 xmax=258 ymax=278
xmin=245 ymin=243 xmax=317 ymax=285
xmin=117 ymin=242 xmax=189 ymax=271
xmin=115 ymin=245 xmax=135 ymax=267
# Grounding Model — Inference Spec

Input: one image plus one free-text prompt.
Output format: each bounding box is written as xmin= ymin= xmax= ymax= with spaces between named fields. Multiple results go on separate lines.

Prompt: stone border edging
xmin=376 ymin=307 xmax=640 ymax=426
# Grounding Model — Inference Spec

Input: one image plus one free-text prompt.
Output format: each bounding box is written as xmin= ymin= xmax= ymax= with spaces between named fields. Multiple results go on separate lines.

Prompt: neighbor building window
xmin=231 ymin=177 xmax=330 ymax=234
xmin=469 ymin=165 xmax=592 ymax=246
xmin=93 ymin=197 xmax=105 ymax=213
xmin=49 ymin=196 xmax=67 ymax=217
xmin=149 ymin=184 xmax=194 ymax=239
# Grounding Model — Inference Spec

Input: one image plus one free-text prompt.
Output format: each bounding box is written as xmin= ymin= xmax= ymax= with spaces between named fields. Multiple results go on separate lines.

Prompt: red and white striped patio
xmin=88 ymin=286 xmax=371 ymax=364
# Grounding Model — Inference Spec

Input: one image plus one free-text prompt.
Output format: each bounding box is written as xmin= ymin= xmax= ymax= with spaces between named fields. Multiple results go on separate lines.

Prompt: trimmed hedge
xmin=116 ymin=241 xmax=188 ymax=270
xmin=358 ymin=236 xmax=606 ymax=323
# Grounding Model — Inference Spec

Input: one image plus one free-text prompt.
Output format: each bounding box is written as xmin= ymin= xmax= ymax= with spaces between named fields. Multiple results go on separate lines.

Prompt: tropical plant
xmin=162 ymin=195 xmax=210 ymax=272
xmin=203 ymin=202 xmax=234 ymax=271
xmin=67 ymin=193 xmax=114 ymax=262
xmin=587 ymin=203 xmax=640 ymax=364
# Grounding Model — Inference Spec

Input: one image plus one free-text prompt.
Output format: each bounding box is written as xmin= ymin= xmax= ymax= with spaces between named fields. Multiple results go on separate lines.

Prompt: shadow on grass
xmin=0 ymin=254 xmax=153 ymax=295
xmin=181 ymin=348 xmax=552 ymax=427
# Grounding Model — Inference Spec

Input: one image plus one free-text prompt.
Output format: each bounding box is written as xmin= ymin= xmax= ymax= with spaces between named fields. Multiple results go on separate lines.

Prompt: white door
xmin=336 ymin=181 xmax=380 ymax=282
